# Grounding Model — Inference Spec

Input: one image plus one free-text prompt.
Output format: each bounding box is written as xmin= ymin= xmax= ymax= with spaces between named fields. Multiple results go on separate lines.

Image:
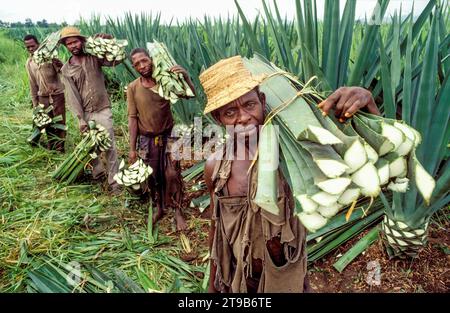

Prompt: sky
xmin=0 ymin=0 xmax=431 ymax=24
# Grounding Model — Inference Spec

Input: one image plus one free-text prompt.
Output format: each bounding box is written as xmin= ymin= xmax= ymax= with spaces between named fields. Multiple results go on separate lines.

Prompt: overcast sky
xmin=0 ymin=0 xmax=431 ymax=24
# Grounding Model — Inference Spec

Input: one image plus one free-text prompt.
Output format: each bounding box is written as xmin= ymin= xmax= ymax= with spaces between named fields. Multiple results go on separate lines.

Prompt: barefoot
xmin=152 ymin=207 xmax=165 ymax=224
xmin=175 ymin=209 xmax=188 ymax=231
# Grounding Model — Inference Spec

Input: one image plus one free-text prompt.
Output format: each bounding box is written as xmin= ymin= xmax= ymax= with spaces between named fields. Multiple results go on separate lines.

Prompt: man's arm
xmin=26 ymin=62 xmax=39 ymax=107
xmin=128 ymin=117 xmax=139 ymax=163
xmin=52 ymin=58 xmax=64 ymax=73
xmin=204 ymin=156 xmax=218 ymax=293
xmin=318 ymin=86 xmax=380 ymax=122
xmin=61 ymin=74 xmax=88 ymax=133
xmin=127 ymin=84 xmax=139 ymax=164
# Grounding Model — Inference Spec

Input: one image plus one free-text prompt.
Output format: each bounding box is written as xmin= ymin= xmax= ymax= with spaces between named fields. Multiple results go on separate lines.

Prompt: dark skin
xmin=318 ymin=86 xmax=380 ymax=122
xmin=129 ymin=51 xmax=195 ymax=231
xmin=204 ymin=89 xmax=266 ymax=293
xmin=204 ymin=86 xmax=380 ymax=293
xmin=61 ymin=33 xmax=123 ymax=133
xmin=24 ymin=38 xmax=39 ymax=55
xmin=23 ymin=39 xmax=63 ymax=108
xmin=24 ymin=38 xmax=63 ymax=80
xmin=129 ymin=52 xmax=196 ymax=164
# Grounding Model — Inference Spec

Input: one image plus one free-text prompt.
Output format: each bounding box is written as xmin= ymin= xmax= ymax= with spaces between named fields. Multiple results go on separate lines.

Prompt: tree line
xmin=0 ymin=19 xmax=67 ymax=28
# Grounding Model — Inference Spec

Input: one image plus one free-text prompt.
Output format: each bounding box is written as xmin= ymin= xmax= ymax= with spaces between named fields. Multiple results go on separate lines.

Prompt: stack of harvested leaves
xmin=114 ymin=159 xmax=153 ymax=191
xmin=32 ymin=31 xmax=61 ymax=65
xmin=27 ymin=104 xmax=66 ymax=144
xmin=52 ymin=121 xmax=111 ymax=183
xmin=85 ymin=36 xmax=127 ymax=62
xmin=147 ymin=40 xmax=195 ymax=104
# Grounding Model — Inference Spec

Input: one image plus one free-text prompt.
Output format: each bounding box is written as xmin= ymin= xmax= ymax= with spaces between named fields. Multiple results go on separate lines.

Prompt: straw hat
xmin=200 ymin=56 xmax=265 ymax=114
xmin=59 ymin=26 xmax=86 ymax=43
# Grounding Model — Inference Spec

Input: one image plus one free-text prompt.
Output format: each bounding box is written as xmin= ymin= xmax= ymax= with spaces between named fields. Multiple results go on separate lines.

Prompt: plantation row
xmin=1 ymin=0 xmax=448 ymax=292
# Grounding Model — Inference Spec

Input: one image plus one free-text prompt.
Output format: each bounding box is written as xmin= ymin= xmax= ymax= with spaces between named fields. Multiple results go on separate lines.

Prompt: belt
xmin=141 ymin=133 xmax=168 ymax=147
xmin=154 ymin=135 xmax=162 ymax=147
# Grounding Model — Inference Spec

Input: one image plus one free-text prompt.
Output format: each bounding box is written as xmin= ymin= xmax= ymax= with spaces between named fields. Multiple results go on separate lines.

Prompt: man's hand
xmin=170 ymin=65 xmax=196 ymax=98
xmin=94 ymin=33 xmax=114 ymax=40
xmin=318 ymin=87 xmax=380 ymax=122
xmin=170 ymin=65 xmax=189 ymax=79
xmin=128 ymin=150 xmax=138 ymax=164
xmin=79 ymin=120 xmax=89 ymax=133
xmin=52 ymin=58 xmax=64 ymax=71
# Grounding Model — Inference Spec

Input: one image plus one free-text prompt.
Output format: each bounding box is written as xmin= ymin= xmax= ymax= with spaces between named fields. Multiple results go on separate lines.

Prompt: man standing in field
xmin=24 ymin=34 xmax=66 ymax=152
xmin=127 ymin=47 xmax=196 ymax=231
xmin=200 ymin=56 xmax=380 ymax=293
xmin=59 ymin=26 xmax=122 ymax=194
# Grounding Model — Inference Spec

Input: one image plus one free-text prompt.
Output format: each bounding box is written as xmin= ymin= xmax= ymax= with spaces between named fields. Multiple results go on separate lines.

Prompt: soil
xmin=156 ymin=161 xmax=450 ymax=293
xmin=308 ymin=221 xmax=450 ymax=293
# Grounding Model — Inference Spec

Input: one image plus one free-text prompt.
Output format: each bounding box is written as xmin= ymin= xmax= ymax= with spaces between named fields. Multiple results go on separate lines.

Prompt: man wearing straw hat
xmin=200 ymin=56 xmax=379 ymax=293
xmin=24 ymin=34 xmax=66 ymax=152
xmin=59 ymin=26 xmax=122 ymax=194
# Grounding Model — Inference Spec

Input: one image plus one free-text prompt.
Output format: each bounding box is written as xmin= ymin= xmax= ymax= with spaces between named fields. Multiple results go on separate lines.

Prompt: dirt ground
xmin=308 ymin=221 xmax=449 ymax=293
xmin=157 ymin=161 xmax=450 ymax=293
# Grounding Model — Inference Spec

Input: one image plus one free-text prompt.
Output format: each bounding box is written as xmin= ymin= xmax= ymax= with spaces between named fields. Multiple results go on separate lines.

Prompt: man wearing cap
xmin=127 ymin=47 xmax=196 ymax=231
xmin=24 ymin=34 xmax=66 ymax=152
xmin=200 ymin=56 xmax=380 ymax=293
xmin=59 ymin=26 xmax=122 ymax=194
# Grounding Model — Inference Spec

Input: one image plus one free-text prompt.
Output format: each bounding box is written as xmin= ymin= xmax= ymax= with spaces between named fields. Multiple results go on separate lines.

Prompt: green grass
xmin=0 ymin=31 xmax=208 ymax=293
xmin=1 ymin=0 xmax=448 ymax=288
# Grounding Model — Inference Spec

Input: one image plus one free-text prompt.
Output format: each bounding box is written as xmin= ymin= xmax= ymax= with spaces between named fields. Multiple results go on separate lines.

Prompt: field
xmin=0 ymin=33 xmax=211 ymax=292
xmin=0 ymin=0 xmax=449 ymax=293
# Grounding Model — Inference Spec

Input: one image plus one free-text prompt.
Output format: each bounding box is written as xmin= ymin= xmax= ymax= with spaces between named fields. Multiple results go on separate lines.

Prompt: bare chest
xmin=140 ymin=78 xmax=156 ymax=89
xmin=226 ymin=160 xmax=252 ymax=196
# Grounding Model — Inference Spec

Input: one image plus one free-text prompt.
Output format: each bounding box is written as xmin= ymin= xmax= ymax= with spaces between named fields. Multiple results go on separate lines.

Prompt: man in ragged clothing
xmin=127 ymin=48 xmax=196 ymax=231
xmin=24 ymin=34 xmax=66 ymax=152
xmin=59 ymin=26 xmax=122 ymax=194
xmin=200 ymin=56 xmax=380 ymax=293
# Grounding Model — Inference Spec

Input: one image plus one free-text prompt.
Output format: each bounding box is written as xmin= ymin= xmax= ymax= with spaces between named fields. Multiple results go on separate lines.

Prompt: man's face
xmin=131 ymin=52 xmax=153 ymax=78
xmin=215 ymin=89 xmax=265 ymax=138
xmin=24 ymin=39 xmax=39 ymax=55
xmin=64 ymin=37 xmax=84 ymax=56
